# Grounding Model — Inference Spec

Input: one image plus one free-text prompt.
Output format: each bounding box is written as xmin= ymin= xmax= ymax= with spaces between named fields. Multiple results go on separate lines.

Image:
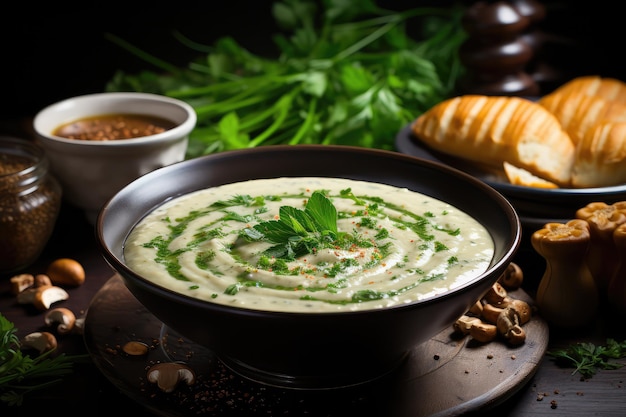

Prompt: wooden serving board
xmin=84 ymin=275 xmax=548 ymax=417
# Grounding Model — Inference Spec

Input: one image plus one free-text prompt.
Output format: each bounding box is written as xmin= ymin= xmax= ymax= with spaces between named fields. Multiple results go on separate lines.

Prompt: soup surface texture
xmin=124 ymin=177 xmax=494 ymax=312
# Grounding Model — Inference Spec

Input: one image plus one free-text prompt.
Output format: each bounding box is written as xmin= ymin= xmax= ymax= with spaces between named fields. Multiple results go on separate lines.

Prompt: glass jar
xmin=0 ymin=136 xmax=62 ymax=275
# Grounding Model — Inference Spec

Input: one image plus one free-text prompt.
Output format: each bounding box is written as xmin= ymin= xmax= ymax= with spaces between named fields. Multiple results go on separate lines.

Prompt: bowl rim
xmin=96 ymin=145 xmax=522 ymax=317
xmin=32 ymin=92 xmax=197 ymax=147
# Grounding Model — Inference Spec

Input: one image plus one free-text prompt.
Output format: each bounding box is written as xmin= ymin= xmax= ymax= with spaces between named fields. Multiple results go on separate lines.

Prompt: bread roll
xmin=571 ymin=122 xmax=626 ymax=188
xmin=548 ymin=75 xmax=626 ymax=104
xmin=539 ymin=91 xmax=626 ymax=144
xmin=503 ymin=162 xmax=558 ymax=189
xmin=411 ymin=95 xmax=575 ymax=186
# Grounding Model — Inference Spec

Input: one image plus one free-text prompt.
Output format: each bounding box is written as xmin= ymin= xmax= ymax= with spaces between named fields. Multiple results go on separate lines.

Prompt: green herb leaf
xmin=547 ymin=339 xmax=626 ymax=379
xmin=0 ymin=313 xmax=87 ymax=407
xmin=105 ymin=0 xmax=467 ymax=157
xmin=241 ymin=191 xmax=342 ymax=260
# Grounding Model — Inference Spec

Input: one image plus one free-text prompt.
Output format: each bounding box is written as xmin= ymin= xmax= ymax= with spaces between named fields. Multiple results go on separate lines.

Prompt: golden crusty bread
xmin=503 ymin=162 xmax=559 ymax=189
xmin=547 ymin=75 xmax=626 ymax=104
xmin=571 ymin=122 xmax=626 ymax=188
xmin=538 ymin=90 xmax=626 ymax=145
xmin=411 ymin=95 xmax=575 ymax=186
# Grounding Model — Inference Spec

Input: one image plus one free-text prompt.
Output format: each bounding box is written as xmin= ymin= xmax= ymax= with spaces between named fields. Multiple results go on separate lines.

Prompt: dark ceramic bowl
xmin=96 ymin=145 xmax=521 ymax=389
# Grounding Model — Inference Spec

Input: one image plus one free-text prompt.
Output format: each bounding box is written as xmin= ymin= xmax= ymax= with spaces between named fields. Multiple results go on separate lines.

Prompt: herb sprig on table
xmin=0 ymin=313 xmax=83 ymax=407
xmin=547 ymin=338 xmax=626 ymax=379
xmin=105 ymin=0 xmax=466 ymax=158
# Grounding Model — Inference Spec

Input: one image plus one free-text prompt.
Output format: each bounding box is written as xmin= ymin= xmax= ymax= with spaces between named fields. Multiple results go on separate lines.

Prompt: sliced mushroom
xmin=483 ymin=281 xmax=508 ymax=306
xmin=467 ymin=300 xmax=484 ymax=317
xmin=21 ymin=331 xmax=58 ymax=354
xmin=481 ymin=303 xmax=505 ymax=324
xmin=34 ymin=274 xmax=52 ymax=287
xmin=496 ymin=306 xmax=527 ymax=345
xmin=469 ymin=322 xmax=498 ymax=343
xmin=498 ymin=262 xmax=524 ymax=290
xmin=17 ymin=285 xmax=69 ymax=310
xmin=45 ymin=307 xmax=76 ymax=334
xmin=73 ymin=317 xmax=85 ymax=335
xmin=147 ymin=363 xmax=196 ymax=393
xmin=10 ymin=273 xmax=35 ymax=294
xmin=501 ymin=298 xmax=532 ymax=325
xmin=123 ymin=341 xmax=149 ymax=356
xmin=504 ymin=324 xmax=526 ymax=346
xmin=453 ymin=315 xmax=482 ymax=335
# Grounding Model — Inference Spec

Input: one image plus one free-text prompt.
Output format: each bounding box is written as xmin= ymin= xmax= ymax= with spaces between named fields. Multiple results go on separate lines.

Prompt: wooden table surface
xmin=2 ymin=171 xmax=626 ymax=417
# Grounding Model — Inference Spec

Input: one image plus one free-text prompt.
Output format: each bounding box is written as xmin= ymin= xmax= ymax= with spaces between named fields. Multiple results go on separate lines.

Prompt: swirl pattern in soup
xmin=124 ymin=177 xmax=494 ymax=312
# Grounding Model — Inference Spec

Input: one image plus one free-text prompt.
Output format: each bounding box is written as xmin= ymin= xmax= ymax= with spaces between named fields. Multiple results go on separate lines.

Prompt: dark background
xmin=1 ymin=1 xmax=623 ymax=126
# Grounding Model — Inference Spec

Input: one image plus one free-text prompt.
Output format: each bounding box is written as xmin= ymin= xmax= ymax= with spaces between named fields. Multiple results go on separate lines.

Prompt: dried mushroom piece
xmin=122 ymin=341 xmax=149 ymax=356
xmin=453 ymin=315 xmax=482 ymax=335
xmin=532 ymin=219 xmax=599 ymax=328
xmin=469 ymin=322 xmax=498 ymax=343
xmin=496 ymin=306 xmax=526 ymax=346
xmin=10 ymin=273 xmax=35 ymax=294
xmin=21 ymin=331 xmax=58 ymax=354
xmin=453 ymin=275 xmax=532 ymax=346
xmin=44 ymin=307 xmax=76 ymax=334
xmin=498 ymin=262 xmax=524 ymax=290
xmin=147 ymin=363 xmax=196 ymax=393
xmin=16 ymin=285 xmax=70 ymax=311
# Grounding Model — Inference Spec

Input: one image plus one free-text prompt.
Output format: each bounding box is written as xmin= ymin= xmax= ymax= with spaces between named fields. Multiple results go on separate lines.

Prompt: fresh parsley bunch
xmin=105 ymin=0 xmax=466 ymax=157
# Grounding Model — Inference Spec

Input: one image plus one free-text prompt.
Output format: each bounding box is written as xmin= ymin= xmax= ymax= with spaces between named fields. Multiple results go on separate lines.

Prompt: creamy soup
xmin=124 ymin=177 xmax=494 ymax=312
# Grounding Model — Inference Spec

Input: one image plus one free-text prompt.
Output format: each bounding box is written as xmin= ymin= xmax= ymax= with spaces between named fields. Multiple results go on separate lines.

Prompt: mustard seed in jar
xmin=53 ymin=113 xmax=177 ymax=141
xmin=0 ymin=137 xmax=62 ymax=274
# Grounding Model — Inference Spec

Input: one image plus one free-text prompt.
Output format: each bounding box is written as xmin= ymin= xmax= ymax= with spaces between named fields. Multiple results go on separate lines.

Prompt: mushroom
xmin=498 ymin=262 xmax=524 ymax=290
xmin=122 ymin=341 xmax=149 ymax=356
xmin=496 ymin=306 xmax=527 ymax=345
xmin=10 ymin=273 xmax=34 ymax=294
xmin=483 ymin=281 xmax=508 ymax=306
xmin=501 ymin=298 xmax=532 ymax=325
xmin=469 ymin=322 xmax=498 ymax=343
xmin=453 ymin=315 xmax=482 ymax=335
xmin=481 ymin=302 xmax=505 ymax=324
xmin=34 ymin=274 xmax=52 ymax=287
xmin=44 ymin=307 xmax=76 ymax=334
xmin=146 ymin=362 xmax=196 ymax=393
xmin=21 ymin=331 xmax=58 ymax=354
xmin=46 ymin=258 xmax=86 ymax=286
xmin=17 ymin=285 xmax=70 ymax=310
xmin=467 ymin=300 xmax=484 ymax=317
xmin=73 ymin=317 xmax=85 ymax=335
